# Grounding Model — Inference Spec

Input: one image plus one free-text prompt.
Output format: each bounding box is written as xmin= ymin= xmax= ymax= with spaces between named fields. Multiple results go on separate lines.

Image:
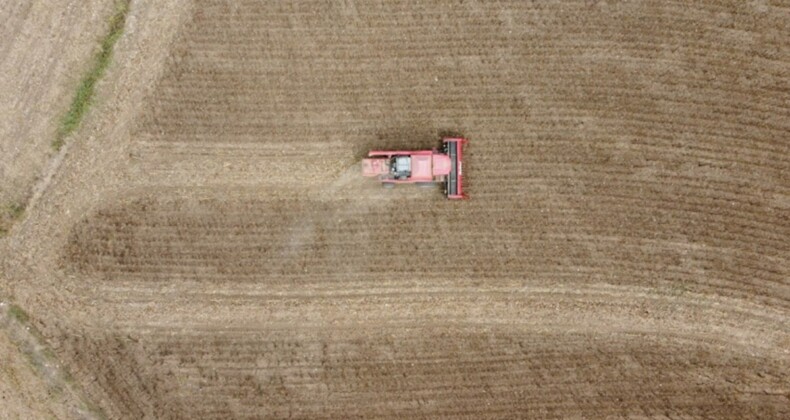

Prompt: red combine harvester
xmin=362 ymin=137 xmax=467 ymax=199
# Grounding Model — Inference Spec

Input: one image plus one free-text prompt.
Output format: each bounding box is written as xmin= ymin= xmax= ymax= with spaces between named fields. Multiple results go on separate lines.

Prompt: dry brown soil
xmin=2 ymin=0 xmax=789 ymax=418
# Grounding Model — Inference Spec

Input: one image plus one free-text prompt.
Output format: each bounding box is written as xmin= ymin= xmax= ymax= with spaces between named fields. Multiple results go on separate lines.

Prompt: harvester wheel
xmin=382 ymin=182 xmax=395 ymax=189
xmin=415 ymin=182 xmax=435 ymax=188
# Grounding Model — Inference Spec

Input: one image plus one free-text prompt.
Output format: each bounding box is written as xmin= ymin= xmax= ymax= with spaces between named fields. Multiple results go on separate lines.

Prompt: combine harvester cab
xmin=362 ymin=137 xmax=467 ymax=199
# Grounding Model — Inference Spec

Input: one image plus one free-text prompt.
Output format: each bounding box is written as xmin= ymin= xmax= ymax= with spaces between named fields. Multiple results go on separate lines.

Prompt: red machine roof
xmin=410 ymin=155 xmax=433 ymax=180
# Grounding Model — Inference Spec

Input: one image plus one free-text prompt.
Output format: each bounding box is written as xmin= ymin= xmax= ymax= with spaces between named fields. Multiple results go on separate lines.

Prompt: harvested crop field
xmin=3 ymin=0 xmax=789 ymax=418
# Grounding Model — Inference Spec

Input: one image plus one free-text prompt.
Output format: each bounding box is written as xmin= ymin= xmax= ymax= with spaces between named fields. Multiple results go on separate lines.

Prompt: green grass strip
xmin=54 ymin=0 xmax=130 ymax=150
xmin=8 ymin=304 xmax=30 ymax=324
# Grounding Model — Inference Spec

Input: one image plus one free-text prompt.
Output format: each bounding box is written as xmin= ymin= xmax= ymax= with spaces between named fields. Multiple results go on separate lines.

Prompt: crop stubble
xmin=49 ymin=0 xmax=790 ymax=418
